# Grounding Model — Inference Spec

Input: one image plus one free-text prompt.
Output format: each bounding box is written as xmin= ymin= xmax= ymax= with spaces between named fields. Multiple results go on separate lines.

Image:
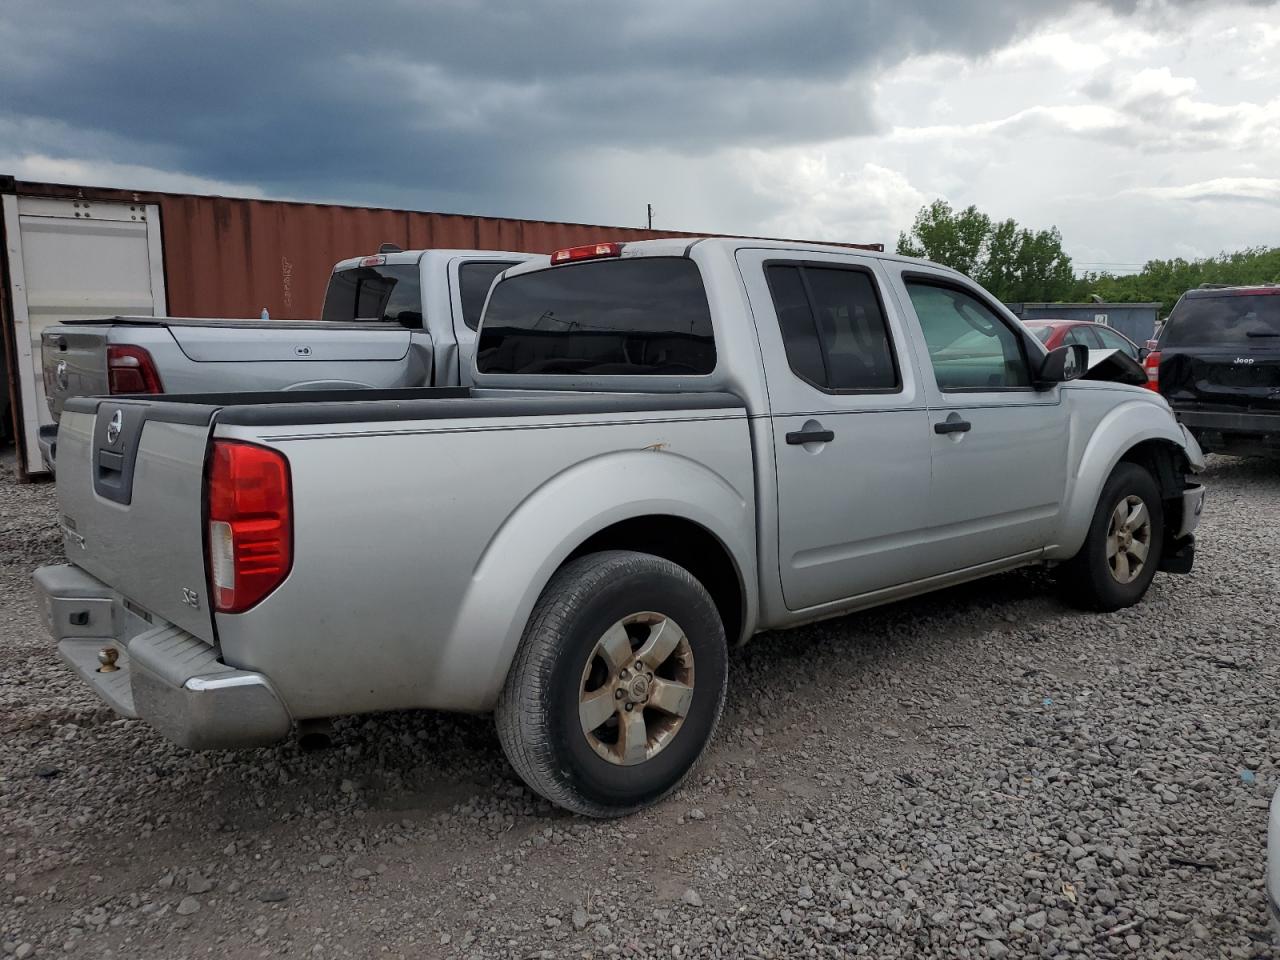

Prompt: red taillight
xmin=1143 ymin=350 xmax=1161 ymax=391
xmin=550 ymin=242 xmax=623 ymax=264
xmin=206 ymin=441 xmax=292 ymax=613
xmin=359 ymin=255 xmax=386 ymax=267
xmin=107 ymin=344 xmax=164 ymax=394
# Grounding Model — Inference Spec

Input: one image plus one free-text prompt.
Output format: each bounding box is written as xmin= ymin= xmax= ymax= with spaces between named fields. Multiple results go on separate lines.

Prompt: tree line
xmin=896 ymin=199 xmax=1280 ymax=313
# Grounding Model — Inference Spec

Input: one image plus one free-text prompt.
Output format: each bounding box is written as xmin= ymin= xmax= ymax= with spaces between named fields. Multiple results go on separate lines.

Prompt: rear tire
xmin=495 ymin=550 xmax=727 ymax=818
xmin=1059 ymin=462 xmax=1164 ymax=612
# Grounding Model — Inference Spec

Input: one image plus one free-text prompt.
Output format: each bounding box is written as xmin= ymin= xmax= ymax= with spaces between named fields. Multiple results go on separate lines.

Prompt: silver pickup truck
xmin=37 ymin=248 xmax=531 ymax=468
xmin=34 ymin=237 xmax=1206 ymax=817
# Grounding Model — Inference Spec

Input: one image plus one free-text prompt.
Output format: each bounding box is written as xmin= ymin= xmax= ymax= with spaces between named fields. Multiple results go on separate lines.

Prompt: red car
xmin=1022 ymin=319 xmax=1144 ymax=362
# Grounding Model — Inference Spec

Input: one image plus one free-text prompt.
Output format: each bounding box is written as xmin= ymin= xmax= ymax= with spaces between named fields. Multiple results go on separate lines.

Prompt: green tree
xmin=1068 ymin=246 xmax=1280 ymax=314
xmin=896 ymin=200 xmax=1075 ymax=302
xmin=896 ymin=200 xmax=991 ymax=277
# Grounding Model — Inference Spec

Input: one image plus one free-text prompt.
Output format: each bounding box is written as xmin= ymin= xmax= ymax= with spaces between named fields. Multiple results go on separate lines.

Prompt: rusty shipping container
xmin=1 ymin=175 xmax=882 ymax=476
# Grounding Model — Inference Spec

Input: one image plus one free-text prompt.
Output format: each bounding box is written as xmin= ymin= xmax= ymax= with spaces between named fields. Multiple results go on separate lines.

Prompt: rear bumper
xmin=37 ymin=423 xmax=57 ymax=475
xmin=1174 ymin=408 xmax=1280 ymax=454
xmin=34 ymin=563 xmax=292 ymax=750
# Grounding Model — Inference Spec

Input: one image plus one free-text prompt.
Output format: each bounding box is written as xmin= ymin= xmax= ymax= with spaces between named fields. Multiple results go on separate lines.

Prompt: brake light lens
xmin=1143 ymin=350 xmax=1161 ymax=391
xmin=206 ymin=441 xmax=292 ymax=613
xmin=107 ymin=344 xmax=164 ymax=394
xmin=551 ymin=242 xmax=623 ymax=264
xmin=359 ymin=255 xmax=386 ymax=267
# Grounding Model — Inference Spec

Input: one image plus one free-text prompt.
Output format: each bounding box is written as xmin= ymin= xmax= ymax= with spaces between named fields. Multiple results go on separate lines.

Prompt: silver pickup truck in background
xmin=35 ymin=237 xmax=1205 ymax=817
xmin=37 ymin=247 xmax=531 ymax=468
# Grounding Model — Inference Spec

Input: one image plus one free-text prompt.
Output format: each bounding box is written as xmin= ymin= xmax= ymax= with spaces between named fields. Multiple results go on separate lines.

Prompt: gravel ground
xmin=1 ymin=452 xmax=1278 ymax=959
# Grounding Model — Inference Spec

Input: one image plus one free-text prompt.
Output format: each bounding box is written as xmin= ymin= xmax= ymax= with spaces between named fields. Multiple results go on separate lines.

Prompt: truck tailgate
xmin=41 ymin=326 xmax=112 ymax=419
xmin=56 ymin=399 xmax=215 ymax=642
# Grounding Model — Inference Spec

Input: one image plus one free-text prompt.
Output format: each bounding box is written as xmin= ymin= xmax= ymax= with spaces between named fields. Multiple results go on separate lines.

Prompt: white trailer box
xmin=2 ymin=194 xmax=165 ymax=476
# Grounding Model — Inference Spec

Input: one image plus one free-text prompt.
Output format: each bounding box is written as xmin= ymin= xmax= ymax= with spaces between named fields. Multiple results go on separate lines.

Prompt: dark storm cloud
xmin=0 ymin=0 xmax=1245 ymax=214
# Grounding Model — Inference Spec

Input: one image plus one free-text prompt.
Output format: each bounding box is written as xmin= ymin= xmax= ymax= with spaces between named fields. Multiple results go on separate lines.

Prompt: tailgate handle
xmin=97 ymin=450 xmax=124 ymax=474
xmin=92 ymin=404 xmax=145 ymax=506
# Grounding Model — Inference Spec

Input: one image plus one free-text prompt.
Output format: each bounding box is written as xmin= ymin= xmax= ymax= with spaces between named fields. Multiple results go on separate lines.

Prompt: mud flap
xmin=1158 ymin=534 xmax=1195 ymax=575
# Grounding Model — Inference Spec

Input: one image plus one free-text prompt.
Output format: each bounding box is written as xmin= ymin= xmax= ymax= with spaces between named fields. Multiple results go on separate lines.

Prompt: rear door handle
xmin=934 ymin=418 xmax=972 ymax=435
xmin=786 ymin=428 xmax=835 ymax=445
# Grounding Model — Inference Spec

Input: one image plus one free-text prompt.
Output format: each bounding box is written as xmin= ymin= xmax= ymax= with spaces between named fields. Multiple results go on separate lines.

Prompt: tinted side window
xmin=321 ymin=264 xmax=423 ymax=328
xmin=459 ymin=261 xmax=517 ymax=331
xmin=477 ymin=258 xmax=714 ymax=376
xmin=1063 ymin=326 xmax=1101 ymax=348
xmin=765 ymin=264 xmax=899 ymax=392
xmin=905 ymin=282 xmax=1030 ymax=391
xmin=1094 ymin=326 xmax=1137 ymax=358
xmin=766 ymin=266 xmax=827 ymax=386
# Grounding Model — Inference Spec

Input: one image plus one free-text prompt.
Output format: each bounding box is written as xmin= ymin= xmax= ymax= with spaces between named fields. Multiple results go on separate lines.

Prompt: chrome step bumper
xmin=35 ymin=563 xmax=292 ymax=750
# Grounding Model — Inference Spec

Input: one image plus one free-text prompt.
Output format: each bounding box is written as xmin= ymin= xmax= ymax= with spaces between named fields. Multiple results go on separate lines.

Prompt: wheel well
xmin=565 ymin=516 xmax=745 ymax=644
xmin=1118 ymin=439 xmax=1190 ymax=529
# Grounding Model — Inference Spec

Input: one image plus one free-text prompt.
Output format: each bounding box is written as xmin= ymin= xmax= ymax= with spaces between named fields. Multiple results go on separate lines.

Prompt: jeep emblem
xmin=1235 ymin=357 xmax=1255 ymax=364
xmin=105 ymin=409 xmax=124 ymax=445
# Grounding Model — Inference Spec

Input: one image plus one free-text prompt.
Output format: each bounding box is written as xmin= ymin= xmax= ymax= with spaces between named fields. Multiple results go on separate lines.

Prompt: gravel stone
xmin=0 ymin=454 xmax=1274 ymax=958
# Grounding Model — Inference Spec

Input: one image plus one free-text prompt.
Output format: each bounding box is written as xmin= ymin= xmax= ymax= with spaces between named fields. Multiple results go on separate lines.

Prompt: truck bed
xmin=53 ymin=386 xmax=753 ymax=719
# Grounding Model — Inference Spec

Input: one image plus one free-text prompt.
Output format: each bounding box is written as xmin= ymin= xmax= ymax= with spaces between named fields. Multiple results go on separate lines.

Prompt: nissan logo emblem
xmin=106 ymin=409 xmax=124 ymax=445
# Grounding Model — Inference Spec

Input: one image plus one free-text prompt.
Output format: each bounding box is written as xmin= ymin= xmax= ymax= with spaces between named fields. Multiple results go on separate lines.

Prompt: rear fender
xmin=427 ymin=450 xmax=756 ymax=712
xmin=1049 ymin=400 xmax=1191 ymax=560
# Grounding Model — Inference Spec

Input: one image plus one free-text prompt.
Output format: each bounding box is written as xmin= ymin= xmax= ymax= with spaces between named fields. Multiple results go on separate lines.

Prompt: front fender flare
xmin=1049 ymin=400 xmax=1190 ymax=560
xmin=423 ymin=449 xmax=757 ymax=712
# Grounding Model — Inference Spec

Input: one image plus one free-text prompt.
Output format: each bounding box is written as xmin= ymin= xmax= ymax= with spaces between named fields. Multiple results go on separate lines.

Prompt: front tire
xmin=495 ymin=550 xmax=728 ymax=817
xmin=1060 ymin=462 xmax=1164 ymax=612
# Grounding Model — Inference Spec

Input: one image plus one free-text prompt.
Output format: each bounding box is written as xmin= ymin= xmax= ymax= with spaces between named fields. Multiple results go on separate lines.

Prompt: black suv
xmin=1148 ymin=284 xmax=1280 ymax=457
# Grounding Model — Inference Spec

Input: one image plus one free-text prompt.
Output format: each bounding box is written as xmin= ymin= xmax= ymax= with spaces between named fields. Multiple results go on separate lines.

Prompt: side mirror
xmin=1138 ymin=346 xmax=1150 ymax=361
xmin=1038 ymin=343 xmax=1088 ymax=385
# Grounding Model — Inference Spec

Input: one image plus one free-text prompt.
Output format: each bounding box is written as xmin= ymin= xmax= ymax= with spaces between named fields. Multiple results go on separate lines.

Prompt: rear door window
xmin=1063 ymin=326 xmax=1102 ymax=348
xmin=458 ymin=261 xmax=518 ymax=330
xmin=1094 ymin=326 xmax=1138 ymax=358
xmin=765 ymin=263 xmax=899 ymax=391
xmin=905 ymin=281 xmax=1031 ymax=391
xmin=1163 ymin=293 xmax=1280 ymax=346
xmin=477 ymin=258 xmax=715 ymax=375
xmin=322 ymin=263 xmax=423 ymax=328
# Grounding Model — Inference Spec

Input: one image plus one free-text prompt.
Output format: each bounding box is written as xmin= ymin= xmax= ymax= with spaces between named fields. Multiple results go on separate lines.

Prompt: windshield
xmin=477 ymin=257 xmax=715 ymax=376
xmin=1028 ymin=326 xmax=1054 ymax=344
xmin=321 ymin=263 xmax=423 ymax=328
xmin=1162 ymin=293 xmax=1280 ymax=347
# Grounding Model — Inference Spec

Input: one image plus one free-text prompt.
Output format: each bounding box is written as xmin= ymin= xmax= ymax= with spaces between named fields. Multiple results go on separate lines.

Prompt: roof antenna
xmin=378 ymin=242 xmax=403 ymax=253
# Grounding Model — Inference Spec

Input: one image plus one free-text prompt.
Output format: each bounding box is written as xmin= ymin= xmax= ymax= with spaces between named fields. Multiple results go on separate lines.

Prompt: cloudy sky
xmin=2 ymin=0 xmax=1277 ymax=271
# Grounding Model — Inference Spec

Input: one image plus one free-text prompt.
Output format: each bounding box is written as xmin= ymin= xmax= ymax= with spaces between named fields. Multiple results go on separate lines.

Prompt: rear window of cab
xmin=476 ymin=258 xmax=715 ymax=376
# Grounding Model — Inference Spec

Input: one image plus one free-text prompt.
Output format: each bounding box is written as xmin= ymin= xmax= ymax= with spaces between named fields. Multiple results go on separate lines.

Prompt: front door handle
xmin=786 ymin=428 xmax=835 ymax=445
xmin=934 ymin=417 xmax=972 ymax=435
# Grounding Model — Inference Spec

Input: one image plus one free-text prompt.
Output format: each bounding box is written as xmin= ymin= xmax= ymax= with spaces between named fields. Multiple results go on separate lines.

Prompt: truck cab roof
xmin=330 ymin=248 xmax=533 ymax=273
xmin=500 ymin=236 xmax=958 ymax=281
